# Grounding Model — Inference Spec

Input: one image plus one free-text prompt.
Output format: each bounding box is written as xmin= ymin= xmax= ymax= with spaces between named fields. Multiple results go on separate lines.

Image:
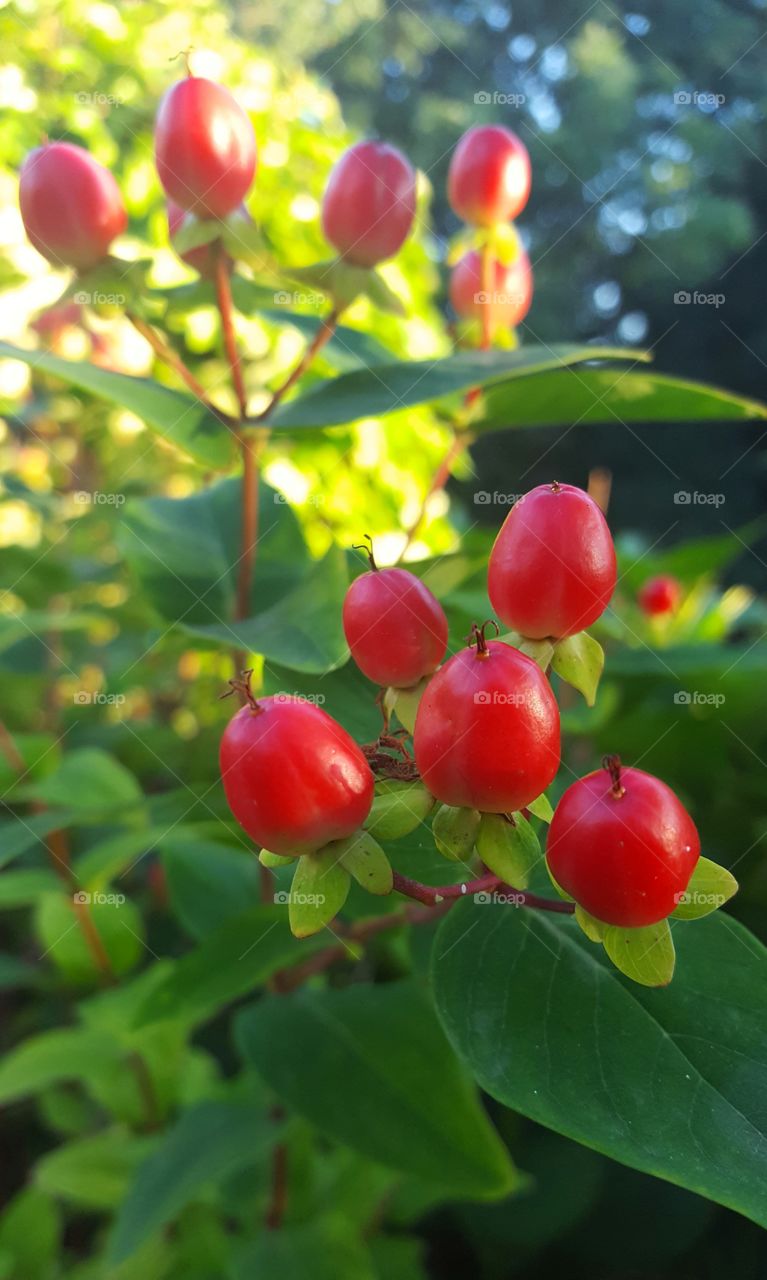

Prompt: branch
xmin=126 ymin=310 xmax=234 ymax=426
xmin=251 ymin=308 xmax=339 ymax=424
xmin=391 ymin=869 xmax=574 ymax=912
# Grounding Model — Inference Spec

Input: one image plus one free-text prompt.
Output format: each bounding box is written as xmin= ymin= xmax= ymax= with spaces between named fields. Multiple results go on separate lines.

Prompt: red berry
xmin=449 ymin=248 xmax=533 ymax=330
xmin=343 ymin=564 xmax=448 ymax=689
xmin=321 ymin=140 xmax=416 ymax=268
xmin=413 ymin=629 xmax=560 ymax=813
xmin=488 ymin=483 xmax=617 ymax=640
xmin=19 ymin=142 xmax=126 ymax=270
xmin=547 ymin=759 xmax=700 ymax=927
xmin=638 ymin=574 xmax=681 ymax=617
xmin=447 ymin=125 xmax=531 ymax=226
xmin=220 ymin=694 xmax=374 ymax=856
xmin=154 ymin=77 xmax=256 ymax=219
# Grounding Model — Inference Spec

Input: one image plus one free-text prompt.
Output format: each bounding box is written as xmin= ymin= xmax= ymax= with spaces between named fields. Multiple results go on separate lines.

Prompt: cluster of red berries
xmin=18 ymin=70 xmax=532 ymax=335
xmin=221 ymin=481 xmax=702 ymax=935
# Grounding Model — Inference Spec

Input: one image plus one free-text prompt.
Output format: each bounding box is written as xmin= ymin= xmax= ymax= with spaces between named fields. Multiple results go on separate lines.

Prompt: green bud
xmin=432 ymin=804 xmax=480 ymax=862
xmin=364 ymin=781 xmax=435 ymax=840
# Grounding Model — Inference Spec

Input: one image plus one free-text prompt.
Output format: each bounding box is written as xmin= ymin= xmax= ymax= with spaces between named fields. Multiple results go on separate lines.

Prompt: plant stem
xmin=126 ymin=1049 xmax=162 ymax=1132
xmin=214 ymin=255 xmax=248 ymax=419
xmin=391 ymin=868 xmax=574 ymax=912
xmin=479 ymin=239 xmax=494 ymax=351
xmin=126 ymin=310 xmax=233 ymax=426
xmin=397 ymin=429 xmax=472 ymax=562
xmin=265 ymin=1142 xmax=288 ymax=1229
xmin=251 ymin=309 xmax=339 ymax=424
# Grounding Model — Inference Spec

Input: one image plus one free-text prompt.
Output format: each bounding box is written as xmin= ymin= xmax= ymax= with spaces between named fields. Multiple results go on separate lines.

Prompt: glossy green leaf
xmin=476 ymin=813 xmax=541 ymax=889
xmin=477 ymin=366 xmax=767 ymax=430
xmin=236 ymin=980 xmax=520 ymax=1198
xmin=132 ymin=906 xmax=321 ymax=1028
xmin=432 ymin=903 xmax=767 ymax=1228
xmin=363 ymin=781 xmax=435 ymax=840
xmin=551 ymin=631 xmax=605 ymax=707
xmin=0 ymin=1028 xmax=121 ymax=1104
xmin=110 ymin=1103 xmax=274 ymax=1263
xmin=235 ymin=1219 xmax=377 ymax=1280
xmin=432 ymin=805 xmax=480 ymax=862
xmin=0 ymin=811 xmax=73 ymax=870
xmin=0 ymin=342 xmax=232 ymax=468
xmin=270 ymin=346 xmax=647 ymax=430
xmin=161 ymin=836 xmax=261 ymax=939
xmin=0 ymin=1188 xmax=61 ymax=1280
xmin=602 ymin=919 xmax=676 ymax=986
xmin=288 ymin=844 xmax=351 ymax=937
xmin=0 ymin=867 xmax=58 ymax=906
xmin=35 ymin=1129 xmax=154 ymax=1209
xmin=527 ymin=793 xmax=554 ymax=824
xmin=24 ymin=749 xmax=143 ymax=817
xmin=671 ymin=856 xmax=738 ymax=920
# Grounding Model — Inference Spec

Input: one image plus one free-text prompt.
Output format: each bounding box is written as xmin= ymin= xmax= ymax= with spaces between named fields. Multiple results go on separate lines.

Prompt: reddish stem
xmin=479 ymin=239 xmax=493 ymax=351
xmin=252 ymin=309 xmax=339 ymax=423
xmin=126 ymin=310 xmax=232 ymax=427
xmin=391 ymin=868 xmax=573 ymax=912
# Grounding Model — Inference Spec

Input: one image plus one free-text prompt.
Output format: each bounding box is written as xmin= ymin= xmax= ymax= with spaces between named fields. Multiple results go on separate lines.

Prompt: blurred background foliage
xmin=1 ymin=0 xmax=767 ymax=1276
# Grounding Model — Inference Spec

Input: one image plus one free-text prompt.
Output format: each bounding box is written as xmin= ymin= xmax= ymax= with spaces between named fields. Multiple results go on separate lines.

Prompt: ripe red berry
xmin=413 ymin=626 xmax=560 ymax=813
xmin=547 ymin=757 xmax=700 ymax=927
xmin=154 ymin=77 xmax=256 ymax=219
xmin=638 ymin=574 xmax=681 ymax=617
xmin=321 ymin=140 xmax=417 ymax=268
xmin=19 ymin=142 xmax=127 ymax=271
xmin=343 ymin=553 xmax=448 ymax=688
xmin=447 ymin=125 xmax=531 ymax=227
xmin=488 ymin=482 xmax=617 ymax=640
xmin=220 ymin=693 xmax=374 ymax=857
xmin=449 ymin=248 xmax=533 ymax=330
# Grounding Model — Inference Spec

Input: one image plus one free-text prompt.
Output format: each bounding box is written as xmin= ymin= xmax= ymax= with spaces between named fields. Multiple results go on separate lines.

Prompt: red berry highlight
xmin=413 ymin=630 xmax=560 ymax=813
xmin=19 ymin=141 xmax=126 ymax=271
xmin=547 ymin=759 xmax=700 ymax=927
xmin=488 ymin=483 xmax=617 ymax=640
xmin=449 ymin=248 xmax=533 ymax=331
xmin=220 ymin=695 xmax=374 ymax=857
xmin=638 ymin=574 xmax=681 ymax=617
xmin=154 ymin=77 xmax=256 ymax=219
xmin=321 ymin=140 xmax=416 ymax=267
xmin=343 ymin=564 xmax=448 ymax=689
xmin=447 ymin=125 xmax=531 ymax=227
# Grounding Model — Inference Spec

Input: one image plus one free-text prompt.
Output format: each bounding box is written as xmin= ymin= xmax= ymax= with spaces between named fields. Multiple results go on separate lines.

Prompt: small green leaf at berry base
xmin=432 ymin=805 xmax=480 ymax=862
xmin=500 ymin=632 xmax=555 ymax=670
xmin=173 ymin=217 xmax=223 ymax=255
xmin=221 ymin=216 xmax=279 ymax=276
xmin=486 ymin=222 xmax=523 ymax=267
xmin=603 ymin=919 xmax=676 ymax=987
xmin=259 ymin=849 xmax=296 ymax=868
xmin=551 ymin=631 xmax=605 ymax=707
xmin=671 ymin=856 xmax=738 ymax=920
xmin=544 ymin=857 xmax=575 ymax=902
xmin=287 ymin=847 xmax=351 ymax=938
xmin=333 ymin=830 xmax=393 ymax=896
xmin=389 ymin=676 xmax=431 ymax=735
xmin=363 ymin=269 xmax=406 ymax=317
xmin=363 ymin=780 xmax=435 ymax=841
xmin=574 ymin=904 xmax=607 ymax=943
xmin=526 ymin=792 xmax=553 ymax=824
xmin=475 ymin=813 xmax=540 ymax=889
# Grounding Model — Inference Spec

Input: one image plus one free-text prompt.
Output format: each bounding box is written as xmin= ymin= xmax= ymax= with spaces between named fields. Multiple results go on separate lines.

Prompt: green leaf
xmin=527 ymin=793 xmax=553 ymax=824
xmin=75 ymin=828 xmax=165 ymax=888
xmin=602 ymin=918 xmax=676 ymax=986
xmin=551 ymin=631 xmax=605 ymax=707
xmin=502 ymin=632 xmax=556 ymax=669
xmin=432 ymin=805 xmax=480 ymax=862
xmin=364 ymin=268 xmax=406 ymax=317
xmin=110 ymin=1103 xmax=275 ymax=1263
xmin=235 ymin=1219 xmax=377 ymax=1280
xmin=161 ymin=835 xmax=261 ymax=939
xmin=25 ymin=748 xmax=143 ymax=817
xmin=0 ymin=341 xmax=232 ymax=469
xmin=270 ymin=346 xmax=647 ymax=430
xmin=363 ymin=781 xmax=435 ymax=840
xmin=0 ymin=867 xmax=58 ymax=906
xmin=389 ymin=676 xmax=430 ymax=734
xmin=432 ymin=903 xmax=767 ymax=1228
xmin=476 ymin=813 xmax=541 ymax=889
xmin=477 ymin=366 xmax=767 ymax=430
xmin=35 ymin=1128 xmax=154 ymax=1209
xmin=132 ymin=906 xmax=321 ymax=1028
xmin=0 ymin=1027 xmax=121 ymax=1104
xmin=334 ymin=830 xmax=393 ymax=895
xmin=259 ymin=848 xmax=295 ymax=868
xmin=0 ymin=1188 xmax=60 ymax=1280
xmin=236 ymin=980 xmax=520 ymax=1198
xmin=288 ymin=845 xmax=351 ymax=937
xmin=574 ymin=904 xmax=607 ymax=942
xmin=0 ymin=809 xmax=73 ymax=869
xmin=671 ymin=856 xmax=738 ymax=920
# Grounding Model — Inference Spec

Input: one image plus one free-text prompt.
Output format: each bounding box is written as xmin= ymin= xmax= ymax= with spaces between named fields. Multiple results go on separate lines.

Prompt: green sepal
xmin=671 ymin=856 xmax=738 ymax=919
xmin=259 ymin=849 xmax=296 ymax=868
xmin=475 ymin=812 xmax=540 ymax=889
xmin=173 ymin=216 xmax=223 ymax=255
xmin=603 ymin=918 xmax=676 ymax=987
xmin=287 ymin=847 xmax=351 ymax=938
xmin=289 ymin=258 xmax=367 ymax=310
xmin=551 ymin=631 xmax=605 ymax=707
xmin=389 ymin=675 xmax=432 ymax=734
xmin=364 ymin=268 xmax=406 ymax=317
xmin=69 ymin=256 xmax=153 ymax=318
xmin=220 ymin=215 xmax=279 ymax=276
xmin=574 ymin=904 xmax=607 ymax=942
xmin=332 ymin=829 xmax=393 ymax=896
xmin=526 ymin=792 xmax=554 ymax=824
xmin=432 ymin=805 xmax=480 ymax=863
xmin=543 ymin=857 xmax=574 ymax=902
xmin=363 ymin=780 xmax=435 ymax=840
xmin=486 ymin=222 xmax=524 ymax=267
xmin=500 ymin=632 xmax=555 ymax=670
